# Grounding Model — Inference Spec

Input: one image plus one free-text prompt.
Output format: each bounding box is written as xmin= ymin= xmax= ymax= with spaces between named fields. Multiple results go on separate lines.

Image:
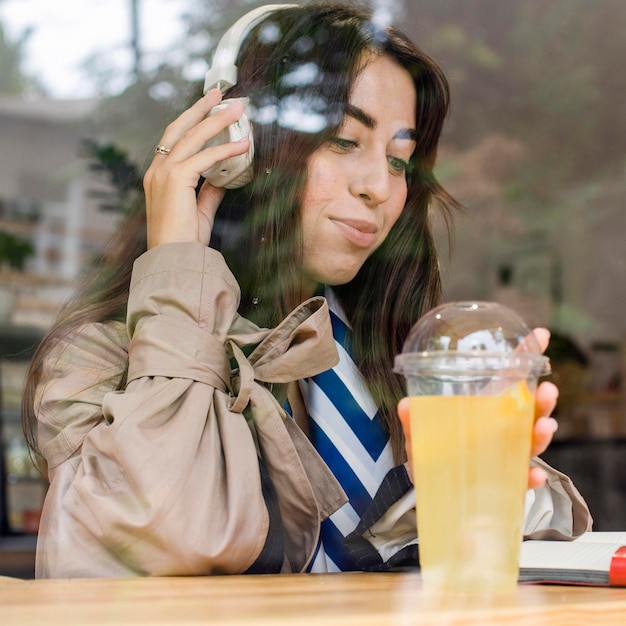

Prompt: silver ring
xmin=154 ymin=144 xmax=172 ymax=155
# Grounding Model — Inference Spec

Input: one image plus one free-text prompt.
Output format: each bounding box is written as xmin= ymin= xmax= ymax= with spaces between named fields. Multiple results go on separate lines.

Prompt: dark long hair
xmin=216 ymin=3 xmax=459 ymax=460
xmin=22 ymin=2 xmax=458 ymax=469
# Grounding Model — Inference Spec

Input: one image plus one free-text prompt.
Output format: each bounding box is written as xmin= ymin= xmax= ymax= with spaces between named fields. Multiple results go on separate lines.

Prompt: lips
xmin=331 ymin=218 xmax=378 ymax=248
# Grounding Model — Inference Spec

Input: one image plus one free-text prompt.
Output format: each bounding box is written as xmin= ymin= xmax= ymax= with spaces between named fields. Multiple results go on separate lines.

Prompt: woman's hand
xmin=397 ymin=327 xmax=559 ymax=490
xmin=527 ymin=327 xmax=559 ymax=489
xmin=143 ymin=88 xmax=251 ymax=249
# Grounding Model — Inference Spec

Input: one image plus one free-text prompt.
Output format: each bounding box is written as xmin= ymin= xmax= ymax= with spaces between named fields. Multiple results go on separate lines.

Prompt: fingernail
xmin=548 ymin=417 xmax=558 ymax=433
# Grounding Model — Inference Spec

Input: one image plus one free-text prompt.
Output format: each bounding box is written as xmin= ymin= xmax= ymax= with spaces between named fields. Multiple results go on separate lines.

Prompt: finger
xmin=165 ymin=98 xmax=247 ymax=164
xmin=514 ymin=326 xmax=550 ymax=356
xmin=528 ymin=465 xmax=547 ymax=490
xmin=154 ymin=88 xmax=224 ymax=155
xmin=535 ymin=380 xmax=559 ymax=419
xmin=397 ymin=398 xmax=414 ymax=479
xmin=397 ymin=397 xmax=410 ymax=433
xmin=184 ymin=134 xmax=250 ymax=179
xmin=531 ymin=327 xmax=550 ymax=353
xmin=531 ymin=381 xmax=559 ymax=457
xmin=531 ymin=415 xmax=558 ymax=457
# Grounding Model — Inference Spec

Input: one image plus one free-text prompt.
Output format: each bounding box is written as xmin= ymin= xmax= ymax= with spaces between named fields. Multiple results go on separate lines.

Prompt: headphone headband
xmin=203 ymin=4 xmax=298 ymax=94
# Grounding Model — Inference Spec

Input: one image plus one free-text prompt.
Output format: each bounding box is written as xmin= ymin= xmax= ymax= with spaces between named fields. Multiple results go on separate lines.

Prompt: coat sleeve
xmin=522 ymin=457 xmax=593 ymax=540
xmin=35 ymin=243 xmax=269 ymax=578
xmin=341 ymin=457 xmax=593 ymax=571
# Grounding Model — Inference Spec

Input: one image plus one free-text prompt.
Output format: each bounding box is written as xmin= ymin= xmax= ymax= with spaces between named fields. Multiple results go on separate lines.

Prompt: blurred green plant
xmin=0 ymin=230 xmax=35 ymax=271
xmin=0 ymin=20 xmax=43 ymax=95
xmin=81 ymin=139 xmax=143 ymax=213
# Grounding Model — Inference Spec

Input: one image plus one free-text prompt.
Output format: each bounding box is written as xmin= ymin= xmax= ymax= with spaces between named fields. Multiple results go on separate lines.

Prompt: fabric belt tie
xmin=128 ymin=295 xmax=348 ymax=572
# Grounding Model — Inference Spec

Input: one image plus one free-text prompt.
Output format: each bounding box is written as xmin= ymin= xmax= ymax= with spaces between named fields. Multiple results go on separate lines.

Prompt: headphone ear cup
xmin=201 ymin=97 xmax=255 ymax=189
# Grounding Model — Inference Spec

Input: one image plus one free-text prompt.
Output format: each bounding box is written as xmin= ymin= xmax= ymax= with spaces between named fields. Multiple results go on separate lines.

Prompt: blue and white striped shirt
xmin=299 ymin=289 xmax=395 ymax=572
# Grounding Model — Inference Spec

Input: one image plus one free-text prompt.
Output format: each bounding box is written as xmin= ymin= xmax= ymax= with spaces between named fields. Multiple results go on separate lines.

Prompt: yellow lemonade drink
xmin=410 ymin=380 xmax=535 ymax=593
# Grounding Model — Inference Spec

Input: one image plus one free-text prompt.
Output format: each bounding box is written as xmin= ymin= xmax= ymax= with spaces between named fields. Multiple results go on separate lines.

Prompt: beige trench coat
xmin=34 ymin=243 xmax=591 ymax=578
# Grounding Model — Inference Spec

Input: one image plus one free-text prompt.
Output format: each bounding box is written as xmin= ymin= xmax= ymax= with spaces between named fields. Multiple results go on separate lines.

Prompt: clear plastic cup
xmin=394 ymin=301 xmax=551 ymax=593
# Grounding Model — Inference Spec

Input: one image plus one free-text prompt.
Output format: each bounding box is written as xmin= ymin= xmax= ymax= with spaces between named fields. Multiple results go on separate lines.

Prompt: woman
xmin=22 ymin=2 xmax=591 ymax=578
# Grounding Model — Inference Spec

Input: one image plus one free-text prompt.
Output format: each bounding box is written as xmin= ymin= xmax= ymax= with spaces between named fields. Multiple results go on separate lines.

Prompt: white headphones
xmin=201 ymin=4 xmax=297 ymax=189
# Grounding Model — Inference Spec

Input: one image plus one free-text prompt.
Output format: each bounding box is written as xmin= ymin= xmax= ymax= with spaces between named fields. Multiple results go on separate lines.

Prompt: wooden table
xmin=2 ymin=572 xmax=626 ymax=625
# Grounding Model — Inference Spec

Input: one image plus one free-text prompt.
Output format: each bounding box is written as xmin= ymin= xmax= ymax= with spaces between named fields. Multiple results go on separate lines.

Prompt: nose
xmin=349 ymin=152 xmax=392 ymax=207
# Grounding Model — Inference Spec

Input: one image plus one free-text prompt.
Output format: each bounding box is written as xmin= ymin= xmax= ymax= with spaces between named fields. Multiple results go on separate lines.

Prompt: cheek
xmin=299 ymin=158 xmax=337 ymax=229
xmin=299 ymin=188 xmax=323 ymax=240
xmin=382 ymin=188 xmax=408 ymax=236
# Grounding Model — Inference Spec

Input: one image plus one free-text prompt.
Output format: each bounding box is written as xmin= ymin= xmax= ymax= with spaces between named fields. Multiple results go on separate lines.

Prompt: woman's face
xmin=298 ymin=53 xmax=417 ymax=297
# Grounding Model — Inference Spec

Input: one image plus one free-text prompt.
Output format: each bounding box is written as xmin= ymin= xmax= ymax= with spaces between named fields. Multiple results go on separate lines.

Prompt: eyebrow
xmin=346 ymin=104 xmax=418 ymax=141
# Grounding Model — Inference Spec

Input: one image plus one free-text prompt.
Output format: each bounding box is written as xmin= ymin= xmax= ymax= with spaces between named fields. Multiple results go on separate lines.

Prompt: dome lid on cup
xmin=394 ymin=301 xmax=551 ymax=376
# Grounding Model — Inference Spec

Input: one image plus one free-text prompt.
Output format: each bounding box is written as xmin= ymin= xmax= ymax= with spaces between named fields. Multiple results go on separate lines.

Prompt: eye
xmin=330 ymin=137 xmax=358 ymax=152
xmin=388 ymin=156 xmax=411 ymax=176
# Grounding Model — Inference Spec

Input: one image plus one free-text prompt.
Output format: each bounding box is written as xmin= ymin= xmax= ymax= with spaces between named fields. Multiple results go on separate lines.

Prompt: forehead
xmin=348 ymin=54 xmax=417 ymax=128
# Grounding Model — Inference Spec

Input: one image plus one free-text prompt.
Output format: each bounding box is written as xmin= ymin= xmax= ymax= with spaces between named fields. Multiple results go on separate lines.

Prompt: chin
xmin=324 ymin=270 xmax=361 ymax=288
xmin=308 ymin=258 xmax=367 ymax=289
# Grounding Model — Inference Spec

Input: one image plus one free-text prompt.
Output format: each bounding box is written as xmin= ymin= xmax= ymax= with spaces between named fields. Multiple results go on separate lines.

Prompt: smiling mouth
xmin=331 ymin=218 xmax=378 ymax=248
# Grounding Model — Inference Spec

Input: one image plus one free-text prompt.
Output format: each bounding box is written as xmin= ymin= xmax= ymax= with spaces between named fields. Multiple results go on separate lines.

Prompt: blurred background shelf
xmin=0 ymin=533 xmax=36 ymax=578
xmin=0 ymin=323 xmax=45 ymax=578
